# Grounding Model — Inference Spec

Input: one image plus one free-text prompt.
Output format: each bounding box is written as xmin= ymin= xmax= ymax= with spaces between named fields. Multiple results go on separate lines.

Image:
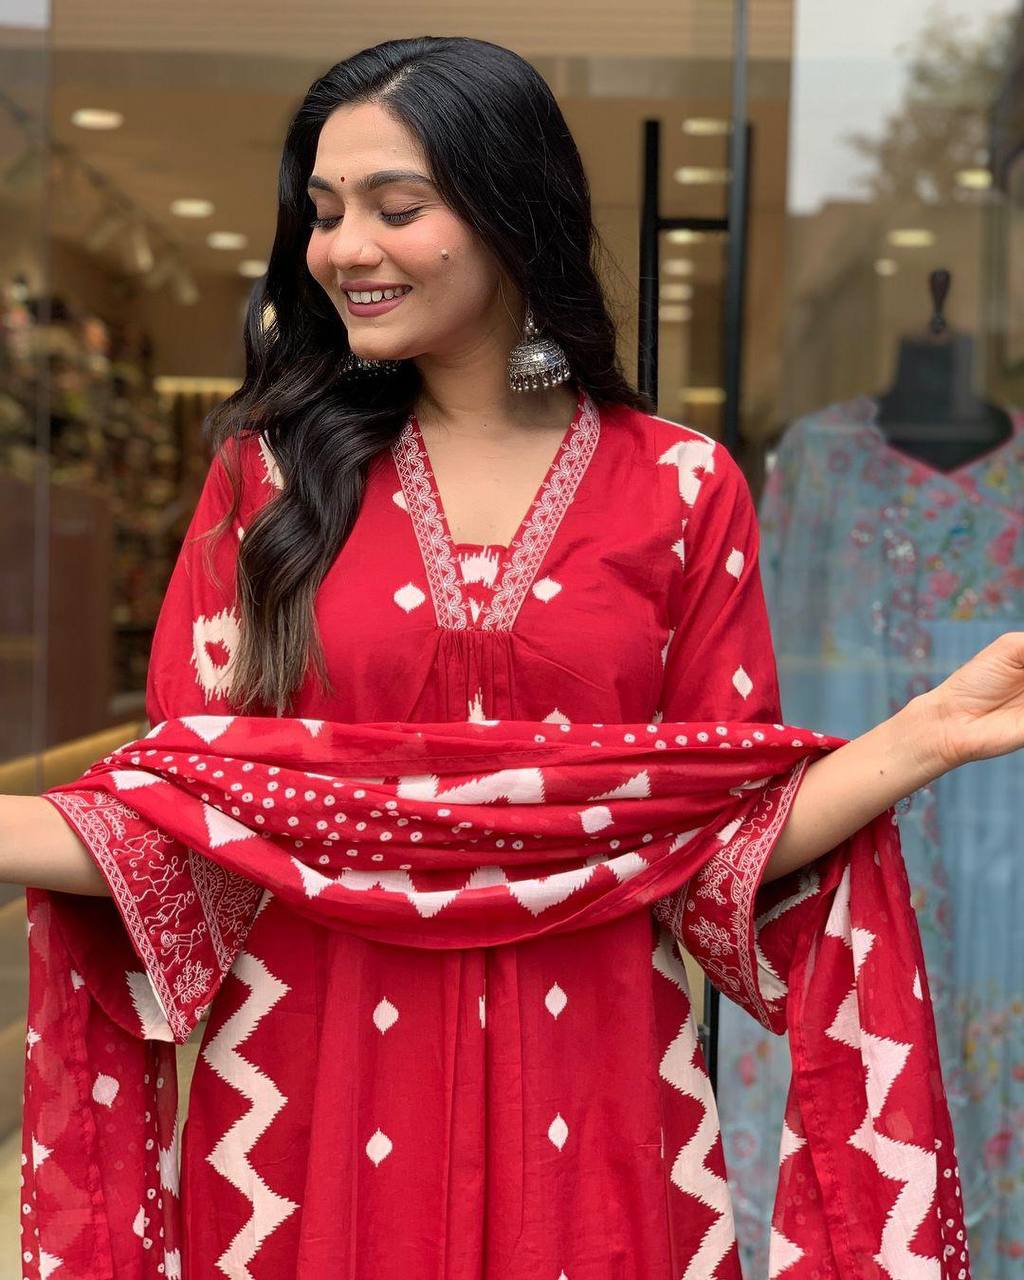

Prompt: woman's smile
xmin=343 ymin=283 xmax=413 ymax=316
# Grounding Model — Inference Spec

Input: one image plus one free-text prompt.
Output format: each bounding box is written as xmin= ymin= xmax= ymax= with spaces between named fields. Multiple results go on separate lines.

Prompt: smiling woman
xmin=9 ymin=29 xmax=1006 ymax=1280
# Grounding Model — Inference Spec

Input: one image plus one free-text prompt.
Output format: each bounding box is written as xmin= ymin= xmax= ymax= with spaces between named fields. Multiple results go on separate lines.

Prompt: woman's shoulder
xmin=607 ymin=400 xmax=747 ymax=509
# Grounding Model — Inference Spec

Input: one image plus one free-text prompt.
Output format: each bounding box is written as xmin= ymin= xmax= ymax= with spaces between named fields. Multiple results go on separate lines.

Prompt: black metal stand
xmin=637 ymin=0 xmax=753 ymax=1096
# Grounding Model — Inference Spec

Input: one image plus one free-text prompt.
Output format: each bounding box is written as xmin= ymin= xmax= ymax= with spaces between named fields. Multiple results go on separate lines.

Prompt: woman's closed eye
xmin=308 ymin=207 xmax=424 ymax=230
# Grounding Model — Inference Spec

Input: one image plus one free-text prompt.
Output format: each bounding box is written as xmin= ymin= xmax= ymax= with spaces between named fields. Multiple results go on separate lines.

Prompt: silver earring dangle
xmin=507 ymin=304 xmax=571 ymax=393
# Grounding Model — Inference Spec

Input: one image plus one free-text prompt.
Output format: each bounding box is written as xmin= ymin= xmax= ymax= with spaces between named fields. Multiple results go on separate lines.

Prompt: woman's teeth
xmin=346 ymin=286 xmax=412 ymax=303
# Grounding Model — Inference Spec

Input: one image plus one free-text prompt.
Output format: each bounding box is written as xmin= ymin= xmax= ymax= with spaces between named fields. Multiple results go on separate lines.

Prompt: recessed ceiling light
xmin=207 ymin=231 xmax=249 ymax=251
xmin=663 ymin=258 xmax=694 ymax=276
xmin=170 ymin=198 xmax=215 ymax=218
xmin=674 ymin=166 xmax=730 ymax=185
xmin=239 ymin=259 xmax=268 ymax=278
xmin=659 ymin=305 xmax=692 ymax=324
xmin=666 ymin=229 xmax=705 ymax=245
xmin=682 ymin=118 xmax=729 ymax=136
xmin=887 ymin=228 xmax=935 ymax=248
xmin=71 ymin=108 xmax=123 ymax=130
xmin=661 ymin=282 xmax=693 ymax=302
xmin=955 ymin=168 xmax=992 ymax=190
xmin=680 ymin=387 xmax=726 ymax=405
xmin=874 ymin=258 xmax=898 ymax=276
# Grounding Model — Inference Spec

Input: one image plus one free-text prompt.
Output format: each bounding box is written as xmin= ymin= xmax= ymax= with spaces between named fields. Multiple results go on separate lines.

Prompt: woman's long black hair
xmin=202 ymin=34 xmax=653 ymax=717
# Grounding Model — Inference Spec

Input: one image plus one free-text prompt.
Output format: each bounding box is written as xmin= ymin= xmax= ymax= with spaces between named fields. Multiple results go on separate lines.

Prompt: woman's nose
xmin=326 ymin=219 xmax=380 ymax=270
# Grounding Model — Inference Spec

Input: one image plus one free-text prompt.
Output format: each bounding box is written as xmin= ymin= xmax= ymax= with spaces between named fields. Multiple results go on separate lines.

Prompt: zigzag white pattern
xmin=652 ymin=931 xmax=737 ymax=1280
xmin=201 ymin=894 xmax=300 ymax=1278
xmin=822 ymin=866 xmax=938 ymax=1280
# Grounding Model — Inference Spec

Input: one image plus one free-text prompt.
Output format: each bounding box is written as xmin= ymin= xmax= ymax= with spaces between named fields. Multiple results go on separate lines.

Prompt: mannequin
xmin=875 ymin=269 xmax=1013 ymax=471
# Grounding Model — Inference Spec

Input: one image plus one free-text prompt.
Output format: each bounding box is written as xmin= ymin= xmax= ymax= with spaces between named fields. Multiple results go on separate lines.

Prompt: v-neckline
xmin=392 ymin=388 xmax=601 ymax=631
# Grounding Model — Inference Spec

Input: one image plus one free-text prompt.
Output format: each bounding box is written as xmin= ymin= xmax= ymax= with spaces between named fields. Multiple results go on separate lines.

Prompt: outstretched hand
xmin=927 ymin=630 xmax=1024 ymax=769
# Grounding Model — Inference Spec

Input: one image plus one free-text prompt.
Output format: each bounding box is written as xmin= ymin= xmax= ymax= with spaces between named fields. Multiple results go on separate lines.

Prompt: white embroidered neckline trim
xmin=392 ymin=390 xmax=601 ymax=631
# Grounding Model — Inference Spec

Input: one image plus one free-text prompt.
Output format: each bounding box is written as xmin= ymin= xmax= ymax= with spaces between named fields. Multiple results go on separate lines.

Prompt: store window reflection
xmin=721 ymin=6 xmax=1024 ymax=1279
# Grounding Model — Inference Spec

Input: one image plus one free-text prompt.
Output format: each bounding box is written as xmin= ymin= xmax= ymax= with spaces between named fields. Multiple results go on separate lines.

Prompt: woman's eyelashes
xmin=308 ymin=207 xmax=424 ymax=231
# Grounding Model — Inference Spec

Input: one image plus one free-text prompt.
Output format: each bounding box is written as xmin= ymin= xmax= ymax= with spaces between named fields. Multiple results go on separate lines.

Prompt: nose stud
xmin=440 ymin=249 xmax=449 ymax=259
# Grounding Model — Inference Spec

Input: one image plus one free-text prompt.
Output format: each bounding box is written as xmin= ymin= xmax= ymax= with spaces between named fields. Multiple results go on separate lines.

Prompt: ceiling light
xmin=207 ymin=231 xmax=249 ymax=250
xmin=887 ymin=228 xmax=935 ymax=248
xmin=874 ymin=258 xmax=898 ymax=276
xmin=664 ymin=258 xmax=694 ymax=276
xmin=239 ymin=259 xmax=268 ymax=278
xmin=659 ymin=305 xmax=692 ymax=323
xmin=682 ymin=118 xmax=729 ymax=136
xmin=955 ymin=168 xmax=992 ymax=190
xmin=666 ymin=229 xmax=705 ymax=245
xmin=170 ymin=198 xmax=215 ymax=218
xmin=661 ymin=282 xmax=693 ymax=302
xmin=674 ymin=166 xmax=730 ymax=185
xmin=71 ymin=108 xmax=124 ymax=130
xmin=681 ymin=387 xmax=726 ymax=405
xmin=155 ymin=376 xmax=241 ymax=395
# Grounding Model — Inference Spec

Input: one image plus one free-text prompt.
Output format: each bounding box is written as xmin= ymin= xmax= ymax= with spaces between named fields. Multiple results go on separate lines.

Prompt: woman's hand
xmin=926 ymin=630 xmax=1024 ymax=770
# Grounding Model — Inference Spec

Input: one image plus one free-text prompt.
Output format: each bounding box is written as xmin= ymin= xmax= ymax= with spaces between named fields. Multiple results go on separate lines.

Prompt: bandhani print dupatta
xmin=18 ymin=435 xmax=970 ymax=1280
xmin=23 ymin=713 xmax=970 ymax=1280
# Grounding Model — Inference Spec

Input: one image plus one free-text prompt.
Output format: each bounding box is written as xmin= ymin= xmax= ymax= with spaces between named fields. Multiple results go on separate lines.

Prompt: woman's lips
xmin=344 ymin=289 xmax=411 ymax=317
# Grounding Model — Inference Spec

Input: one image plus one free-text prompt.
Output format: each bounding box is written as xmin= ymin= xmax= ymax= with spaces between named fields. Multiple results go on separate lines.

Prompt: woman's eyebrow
xmin=306 ymin=170 xmax=436 ymax=195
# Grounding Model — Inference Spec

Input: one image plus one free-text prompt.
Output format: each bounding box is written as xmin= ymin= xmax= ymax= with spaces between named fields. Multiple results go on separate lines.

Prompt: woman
xmin=6 ymin=35 xmax=1023 ymax=1280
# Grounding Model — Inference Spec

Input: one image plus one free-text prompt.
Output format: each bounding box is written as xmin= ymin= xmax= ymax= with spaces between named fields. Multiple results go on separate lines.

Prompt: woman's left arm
xmin=764 ymin=629 xmax=1024 ymax=883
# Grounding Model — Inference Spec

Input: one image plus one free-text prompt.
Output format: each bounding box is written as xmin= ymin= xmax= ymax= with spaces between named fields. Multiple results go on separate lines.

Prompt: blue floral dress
xmin=717 ymin=396 xmax=1024 ymax=1278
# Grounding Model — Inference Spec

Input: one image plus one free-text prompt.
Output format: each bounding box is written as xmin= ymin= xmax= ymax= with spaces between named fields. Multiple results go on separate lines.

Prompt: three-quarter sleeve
xmin=651 ymin=433 xmax=821 ymax=1034
xmin=40 ymin=436 xmax=264 ymax=1044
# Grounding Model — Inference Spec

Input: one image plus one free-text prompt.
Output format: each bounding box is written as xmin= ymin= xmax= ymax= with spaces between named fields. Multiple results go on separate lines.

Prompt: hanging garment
xmin=21 ymin=391 xmax=969 ymax=1279
xmin=713 ymin=394 xmax=1024 ymax=1280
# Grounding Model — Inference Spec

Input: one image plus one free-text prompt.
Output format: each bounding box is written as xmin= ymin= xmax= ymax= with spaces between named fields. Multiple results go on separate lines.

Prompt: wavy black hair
xmin=201 ymin=34 xmax=652 ymax=717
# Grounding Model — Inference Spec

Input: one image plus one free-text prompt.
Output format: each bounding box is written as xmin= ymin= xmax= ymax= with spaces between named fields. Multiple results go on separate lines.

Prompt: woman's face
xmin=305 ymin=100 xmax=519 ymax=362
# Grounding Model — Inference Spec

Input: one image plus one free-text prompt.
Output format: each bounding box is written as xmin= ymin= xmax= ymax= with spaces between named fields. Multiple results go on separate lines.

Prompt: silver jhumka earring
xmin=507 ymin=304 xmax=571 ymax=392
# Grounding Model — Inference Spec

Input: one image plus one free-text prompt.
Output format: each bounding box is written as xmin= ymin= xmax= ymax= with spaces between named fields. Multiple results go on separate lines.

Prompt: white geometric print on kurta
xmin=547 ymin=1113 xmax=569 ymax=1150
xmin=531 ymin=576 xmax=562 ymax=603
xmin=821 ymin=864 xmax=938 ymax=1280
xmin=467 ymin=686 xmax=488 ymax=722
xmin=191 ymin=607 xmax=240 ymax=702
xmin=365 ymin=1129 xmax=393 ymax=1166
xmin=373 ymin=998 xmax=399 ymax=1033
xmin=257 ymin=434 xmax=284 ymax=490
xmin=457 ymin=545 xmax=502 ymax=588
xmin=651 ymin=931 xmax=738 ymax=1280
xmin=657 ymin=435 xmax=716 ymax=507
xmin=725 ymin=547 xmax=745 ymax=579
xmin=732 ymin=665 xmax=753 ymax=699
xmin=392 ymin=488 xmax=408 ymax=511
xmin=672 ymin=516 xmax=688 ymax=568
xmin=769 ymin=1121 xmax=807 ymax=1278
xmin=545 ymin=982 xmax=568 ymax=1018
xmin=393 ymin=582 xmax=427 ymax=613
xmin=542 ymin=707 xmax=571 ymax=724
xmin=201 ymin=897 xmax=299 ymax=1278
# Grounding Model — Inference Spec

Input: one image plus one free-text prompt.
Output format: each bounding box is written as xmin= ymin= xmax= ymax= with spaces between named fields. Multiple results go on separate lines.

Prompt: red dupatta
xmin=23 ymin=712 xmax=969 ymax=1279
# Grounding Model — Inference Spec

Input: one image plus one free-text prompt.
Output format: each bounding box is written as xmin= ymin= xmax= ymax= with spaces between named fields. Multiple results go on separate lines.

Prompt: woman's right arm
xmin=0 ymin=794 xmax=111 ymax=896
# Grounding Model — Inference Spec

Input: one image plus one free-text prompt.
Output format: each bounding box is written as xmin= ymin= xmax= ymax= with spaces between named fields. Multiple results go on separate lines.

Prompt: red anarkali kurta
xmin=27 ymin=389 xmax=965 ymax=1279
xmin=154 ymin=389 xmax=787 ymax=1276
